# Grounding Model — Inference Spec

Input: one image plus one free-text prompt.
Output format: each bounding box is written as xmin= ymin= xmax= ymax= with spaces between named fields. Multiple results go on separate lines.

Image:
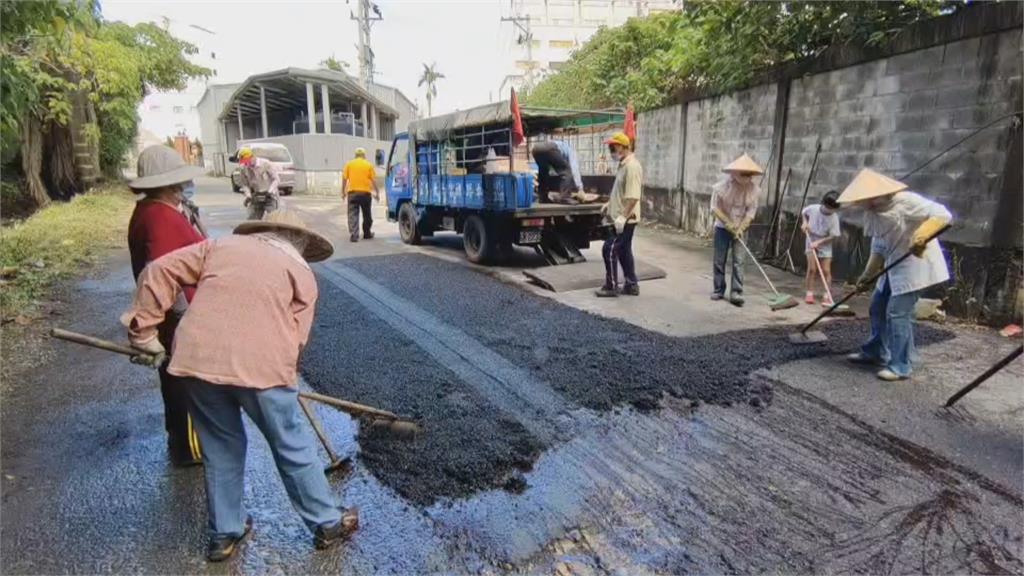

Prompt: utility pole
xmin=350 ymin=0 xmax=382 ymax=88
xmin=501 ymin=7 xmax=534 ymax=91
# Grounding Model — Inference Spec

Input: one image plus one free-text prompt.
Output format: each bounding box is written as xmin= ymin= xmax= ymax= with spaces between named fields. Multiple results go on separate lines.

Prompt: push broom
xmin=735 ymin=235 xmax=798 ymax=311
xmin=808 ymin=248 xmax=855 ymax=317
xmin=789 ymin=225 xmax=950 ymax=345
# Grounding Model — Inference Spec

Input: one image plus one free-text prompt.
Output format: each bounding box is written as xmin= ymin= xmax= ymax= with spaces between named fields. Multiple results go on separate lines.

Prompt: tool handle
xmin=800 ymin=224 xmax=951 ymax=334
xmin=735 ymin=235 xmax=780 ymax=297
xmin=944 ymin=345 xmax=1022 ymax=408
xmin=298 ymin=391 xmax=400 ymax=421
xmin=50 ymin=328 xmax=150 ymax=358
xmin=809 ymin=248 xmax=835 ymax=302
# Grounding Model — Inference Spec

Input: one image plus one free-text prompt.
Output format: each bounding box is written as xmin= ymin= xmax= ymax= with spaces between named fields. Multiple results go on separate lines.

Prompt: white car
xmin=229 ymin=143 xmax=296 ymax=195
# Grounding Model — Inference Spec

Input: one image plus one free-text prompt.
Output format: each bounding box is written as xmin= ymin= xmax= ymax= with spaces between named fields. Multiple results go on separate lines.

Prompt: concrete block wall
xmin=635 ymin=104 xmax=683 ymax=226
xmin=782 ymin=29 xmax=1022 ymax=248
xmin=681 ymin=83 xmax=777 ymax=235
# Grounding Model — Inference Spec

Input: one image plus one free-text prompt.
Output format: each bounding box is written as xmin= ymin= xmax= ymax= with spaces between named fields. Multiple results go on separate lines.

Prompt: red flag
xmin=624 ymin=102 xmax=637 ymax=150
xmin=510 ymin=88 xmax=525 ymax=146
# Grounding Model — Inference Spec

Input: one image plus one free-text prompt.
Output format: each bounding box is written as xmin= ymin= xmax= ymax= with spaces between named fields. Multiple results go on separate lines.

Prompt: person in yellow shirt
xmin=342 ymin=148 xmax=379 ymax=242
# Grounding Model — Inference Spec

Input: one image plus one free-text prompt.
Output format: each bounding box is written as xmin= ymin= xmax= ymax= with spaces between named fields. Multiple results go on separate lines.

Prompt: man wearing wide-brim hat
xmin=122 ymin=211 xmax=358 ymax=561
xmin=127 ymin=145 xmax=208 ymax=466
xmin=840 ymin=168 xmax=952 ymax=381
xmin=710 ymin=153 xmax=763 ymax=307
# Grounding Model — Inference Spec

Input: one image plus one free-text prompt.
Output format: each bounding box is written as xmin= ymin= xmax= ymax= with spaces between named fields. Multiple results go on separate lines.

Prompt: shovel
xmin=789 ymin=224 xmax=950 ymax=345
xmin=735 ymin=235 xmax=798 ymax=311
xmin=809 ymin=248 xmax=854 ymax=317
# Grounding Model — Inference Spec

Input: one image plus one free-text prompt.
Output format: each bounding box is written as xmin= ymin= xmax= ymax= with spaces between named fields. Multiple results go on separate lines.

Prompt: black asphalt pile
xmin=301 ymin=280 xmax=543 ymax=505
xmin=308 ymin=253 xmax=954 ymax=504
xmin=345 ymin=254 xmax=955 ymax=412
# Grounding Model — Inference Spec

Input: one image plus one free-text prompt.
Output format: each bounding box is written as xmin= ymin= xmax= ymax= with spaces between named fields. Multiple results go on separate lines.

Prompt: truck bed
xmin=513 ymin=203 xmax=605 ymax=218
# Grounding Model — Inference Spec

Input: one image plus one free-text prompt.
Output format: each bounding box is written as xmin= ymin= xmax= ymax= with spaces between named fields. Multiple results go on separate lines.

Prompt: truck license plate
xmin=519 ymin=229 xmax=542 ymax=244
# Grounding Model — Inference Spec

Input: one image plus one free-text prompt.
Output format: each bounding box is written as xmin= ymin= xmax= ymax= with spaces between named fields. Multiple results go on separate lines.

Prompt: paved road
xmin=2 ymin=179 xmax=1020 ymax=574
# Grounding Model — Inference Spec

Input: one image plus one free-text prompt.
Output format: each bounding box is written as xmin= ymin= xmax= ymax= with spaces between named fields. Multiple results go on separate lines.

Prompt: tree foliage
xmin=525 ymin=0 xmax=953 ymax=111
xmin=320 ymin=54 xmax=350 ymax=72
xmin=418 ymin=62 xmax=445 ymax=117
xmin=1 ymin=0 xmax=210 ymax=205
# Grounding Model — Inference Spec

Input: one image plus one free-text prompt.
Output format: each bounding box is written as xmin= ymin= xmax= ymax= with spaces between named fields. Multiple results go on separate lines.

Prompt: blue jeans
xmin=712 ymin=226 xmax=744 ymax=296
xmin=861 ymin=277 xmax=922 ymax=377
xmin=185 ymin=379 xmax=342 ymax=537
xmin=602 ymin=223 xmax=637 ymax=288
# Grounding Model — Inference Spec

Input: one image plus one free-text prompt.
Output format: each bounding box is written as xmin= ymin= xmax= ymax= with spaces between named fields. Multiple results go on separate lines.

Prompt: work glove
xmin=243 ymin=197 xmax=252 ymax=208
xmin=910 ymin=216 xmax=949 ymax=257
xmin=613 ymin=215 xmax=626 ymax=235
xmin=600 ymin=203 xmax=609 ymax=216
xmin=129 ymin=337 xmax=166 ymax=369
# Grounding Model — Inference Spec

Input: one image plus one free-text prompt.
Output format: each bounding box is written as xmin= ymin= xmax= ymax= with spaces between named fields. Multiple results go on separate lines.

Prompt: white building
xmin=499 ymin=0 xmax=680 ymax=94
xmin=197 ymin=67 xmax=417 ymax=194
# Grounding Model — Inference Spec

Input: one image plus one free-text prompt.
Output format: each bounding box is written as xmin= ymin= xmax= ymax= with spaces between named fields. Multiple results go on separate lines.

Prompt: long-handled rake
xmin=735 ymin=235 xmax=798 ymax=311
xmin=789 ymin=225 xmax=950 ymax=345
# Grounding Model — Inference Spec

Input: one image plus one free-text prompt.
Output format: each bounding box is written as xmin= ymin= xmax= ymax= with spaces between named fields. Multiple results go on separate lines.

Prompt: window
xmin=549 ymin=61 xmax=568 ymax=71
xmin=173 ymin=106 xmax=184 ymax=114
xmin=549 ymin=39 xmax=575 ymax=49
xmin=515 ymin=60 xmax=538 ymax=71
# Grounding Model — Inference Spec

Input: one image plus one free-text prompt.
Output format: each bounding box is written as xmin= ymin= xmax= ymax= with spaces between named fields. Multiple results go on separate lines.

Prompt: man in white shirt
xmin=840 ymin=168 xmax=952 ymax=381
xmin=710 ymin=153 xmax=762 ymax=307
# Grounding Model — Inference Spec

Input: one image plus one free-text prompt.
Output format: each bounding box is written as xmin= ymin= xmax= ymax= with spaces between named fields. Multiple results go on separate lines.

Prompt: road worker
xmin=802 ymin=190 xmax=842 ymax=306
xmin=342 ymin=147 xmax=380 ymax=242
xmin=841 ymin=168 xmax=952 ymax=381
xmin=237 ymin=147 xmax=281 ymax=219
xmin=596 ymin=132 xmax=643 ymax=297
xmin=710 ymin=153 xmax=763 ymax=307
xmin=127 ymin=145 xmax=207 ymax=467
xmin=531 ymin=140 xmax=584 ymax=204
xmin=122 ymin=211 xmax=358 ymax=561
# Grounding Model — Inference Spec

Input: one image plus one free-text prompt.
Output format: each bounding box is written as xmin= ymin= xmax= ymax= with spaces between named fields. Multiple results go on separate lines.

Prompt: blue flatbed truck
xmin=384 ymin=102 xmax=625 ymax=264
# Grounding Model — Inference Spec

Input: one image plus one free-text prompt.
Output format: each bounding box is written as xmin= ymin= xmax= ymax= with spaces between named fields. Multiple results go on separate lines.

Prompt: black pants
xmin=531 ymin=142 xmax=575 ymax=202
xmin=157 ymin=313 xmax=201 ymax=463
xmin=602 ymin=223 xmax=637 ymax=288
xmin=347 ymin=193 xmax=373 ymax=239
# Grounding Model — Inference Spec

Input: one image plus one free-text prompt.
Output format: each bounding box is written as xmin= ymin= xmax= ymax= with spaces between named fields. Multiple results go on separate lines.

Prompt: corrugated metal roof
xmin=217 ymin=67 xmax=398 ymax=121
xmin=409 ymin=101 xmax=625 ymax=140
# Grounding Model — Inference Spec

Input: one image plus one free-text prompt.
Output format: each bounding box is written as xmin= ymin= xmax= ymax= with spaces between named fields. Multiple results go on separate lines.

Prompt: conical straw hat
xmin=722 ymin=153 xmax=764 ymax=175
xmin=837 ymin=168 xmax=907 ymax=204
xmin=234 ymin=210 xmax=334 ymax=263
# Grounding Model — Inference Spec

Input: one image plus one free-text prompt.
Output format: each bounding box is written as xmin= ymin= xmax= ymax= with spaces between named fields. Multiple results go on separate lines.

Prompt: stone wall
xmin=632 ymin=2 xmax=1022 ymax=323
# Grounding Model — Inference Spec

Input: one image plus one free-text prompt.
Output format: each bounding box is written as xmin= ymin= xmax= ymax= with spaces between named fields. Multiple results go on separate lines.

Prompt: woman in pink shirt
xmin=123 ymin=211 xmax=358 ymax=562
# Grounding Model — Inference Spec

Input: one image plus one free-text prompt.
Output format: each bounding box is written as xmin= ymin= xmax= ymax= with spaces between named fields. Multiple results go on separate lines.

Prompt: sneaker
xmin=846 ymin=352 xmax=883 ymax=366
xmin=350 ymin=236 xmax=359 ymax=243
xmin=821 ymin=297 xmax=835 ymax=307
xmin=729 ymin=294 xmax=745 ymax=307
xmin=805 ymin=292 xmax=816 ymax=304
xmin=314 ymin=508 xmax=360 ymax=550
xmin=207 ymin=515 xmax=253 ymax=562
xmin=363 ymin=232 xmax=375 ymax=240
xmin=877 ymin=368 xmax=908 ymax=382
xmin=620 ymin=284 xmax=640 ymax=296
xmin=710 ymin=293 xmax=724 ymax=301
xmin=595 ymin=285 xmax=619 ymax=298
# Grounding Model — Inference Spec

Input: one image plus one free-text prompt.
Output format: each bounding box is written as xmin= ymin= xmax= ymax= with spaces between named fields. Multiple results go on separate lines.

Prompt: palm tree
xmin=418 ymin=62 xmax=445 ymax=117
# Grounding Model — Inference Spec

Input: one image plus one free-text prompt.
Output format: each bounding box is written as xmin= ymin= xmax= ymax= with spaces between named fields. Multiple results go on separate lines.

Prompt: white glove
xmin=613 ymin=215 xmax=626 ymax=235
xmin=129 ymin=337 xmax=166 ymax=369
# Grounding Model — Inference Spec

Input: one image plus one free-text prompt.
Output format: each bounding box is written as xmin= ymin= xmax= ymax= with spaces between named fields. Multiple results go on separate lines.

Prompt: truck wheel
xmin=398 ymin=203 xmax=421 ymax=245
xmin=463 ymin=215 xmax=494 ymax=264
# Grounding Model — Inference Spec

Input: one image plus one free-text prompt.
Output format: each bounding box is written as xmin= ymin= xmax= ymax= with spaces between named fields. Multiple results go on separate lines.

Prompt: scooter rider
xmin=238 ymin=147 xmax=281 ymax=220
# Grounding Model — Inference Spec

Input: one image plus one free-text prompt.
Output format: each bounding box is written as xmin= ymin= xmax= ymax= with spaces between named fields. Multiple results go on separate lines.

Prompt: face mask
xmin=181 ymin=181 xmax=195 ymax=200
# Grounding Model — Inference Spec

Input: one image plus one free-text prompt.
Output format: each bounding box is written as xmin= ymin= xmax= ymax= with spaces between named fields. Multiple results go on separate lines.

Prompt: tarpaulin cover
xmin=410 ymin=101 xmax=624 ymax=141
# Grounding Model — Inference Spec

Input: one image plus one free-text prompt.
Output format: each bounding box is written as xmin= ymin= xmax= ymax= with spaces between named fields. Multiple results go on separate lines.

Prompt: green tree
xmin=1 ymin=0 xmax=210 ymax=207
xmin=418 ymin=62 xmax=445 ymax=117
xmin=320 ymin=54 xmax=350 ymax=72
xmin=525 ymin=0 xmax=952 ymax=111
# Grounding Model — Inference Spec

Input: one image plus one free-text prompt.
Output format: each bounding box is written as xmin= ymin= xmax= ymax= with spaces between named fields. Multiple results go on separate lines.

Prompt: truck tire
xmin=463 ymin=215 xmax=494 ymax=264
xmin=398 ymin=202 xmax=421 ymax=245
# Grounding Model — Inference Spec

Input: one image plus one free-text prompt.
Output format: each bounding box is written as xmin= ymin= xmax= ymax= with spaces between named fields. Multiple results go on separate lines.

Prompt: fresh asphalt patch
xmin=303 ymin=253 xmax=955 ymax=505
